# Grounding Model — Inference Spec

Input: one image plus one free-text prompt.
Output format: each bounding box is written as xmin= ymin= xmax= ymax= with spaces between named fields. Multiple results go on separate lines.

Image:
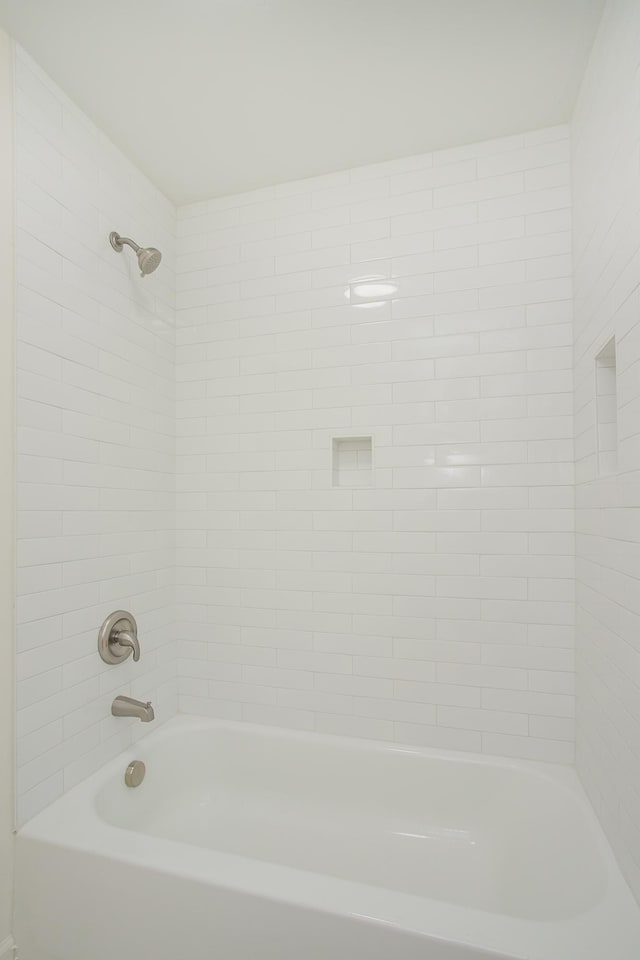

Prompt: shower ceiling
xmin=0 ymin=0 xmax=603 ymax=203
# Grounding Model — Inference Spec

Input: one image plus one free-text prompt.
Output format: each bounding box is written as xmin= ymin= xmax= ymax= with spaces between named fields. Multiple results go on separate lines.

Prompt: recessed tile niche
xmin=332 ymin=436 xmax=373 ymax=488
xmin=595 ymin=337 xmax=618 ymax=476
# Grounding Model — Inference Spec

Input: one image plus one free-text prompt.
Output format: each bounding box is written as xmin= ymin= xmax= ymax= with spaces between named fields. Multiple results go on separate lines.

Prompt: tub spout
xmin=112 ymin=695 xmax=155 ymax=722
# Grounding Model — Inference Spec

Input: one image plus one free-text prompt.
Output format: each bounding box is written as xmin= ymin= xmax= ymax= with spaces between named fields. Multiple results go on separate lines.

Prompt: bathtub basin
xmin=14 ymin=715 xmax=640 ymax=959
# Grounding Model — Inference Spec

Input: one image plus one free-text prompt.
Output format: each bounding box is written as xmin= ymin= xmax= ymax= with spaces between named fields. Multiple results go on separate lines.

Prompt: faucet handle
xmin=114 ymin=629 xmax=140 ymax=662
xmin=98 ymin=611 xmax=141 ymax=665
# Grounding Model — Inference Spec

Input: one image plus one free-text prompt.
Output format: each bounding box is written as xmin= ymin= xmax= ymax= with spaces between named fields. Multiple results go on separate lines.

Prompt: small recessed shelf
xmin=332 ymin=436 xmax=373 ymax=487
xmin=595 ymin=337 xmax=618 ymax=476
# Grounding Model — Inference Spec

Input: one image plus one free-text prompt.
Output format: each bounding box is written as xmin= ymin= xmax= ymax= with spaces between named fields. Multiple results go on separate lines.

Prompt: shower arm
xmin=109 ymin=232 xmax=141 ymax=254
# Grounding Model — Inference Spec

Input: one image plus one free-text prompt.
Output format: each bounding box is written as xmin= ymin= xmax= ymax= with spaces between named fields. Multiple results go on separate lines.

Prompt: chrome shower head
xmin=109 ymin=231 xmax=162 ymax=277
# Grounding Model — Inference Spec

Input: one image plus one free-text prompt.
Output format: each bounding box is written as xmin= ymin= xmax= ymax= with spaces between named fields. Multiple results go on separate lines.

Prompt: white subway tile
xmin=15 ymin=51 xmax=177 ymax=823
xmin=15 ymin=62 xmax=583 ymax=818
xmin=482 ymin=732 xmax=573 ymax=763
xmin=571 ymin=0 xmax=640 ymax=901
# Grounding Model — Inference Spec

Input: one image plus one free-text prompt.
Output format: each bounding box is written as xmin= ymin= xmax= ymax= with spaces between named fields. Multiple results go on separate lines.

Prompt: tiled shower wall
xmin=15 ymin=47 xmax=177 ymax=824
xmin=13 ymin=46 xmax=583 ymax=823
xmin=175 ymin=127 xmax=576 ymax=761
xmin=572 ymin=0 xmax=640 ymax=902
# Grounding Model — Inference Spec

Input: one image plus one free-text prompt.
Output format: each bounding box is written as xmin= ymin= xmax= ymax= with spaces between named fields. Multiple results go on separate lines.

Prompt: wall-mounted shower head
xmin=109 ymin=231 xmax=162 ymax=277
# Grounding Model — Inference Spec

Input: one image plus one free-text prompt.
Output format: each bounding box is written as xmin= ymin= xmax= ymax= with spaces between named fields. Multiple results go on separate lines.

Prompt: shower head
xmin=109 ymin=231 xmax=162 ymax=277
xmin=136 ymin=245 xmax=162 ymax=276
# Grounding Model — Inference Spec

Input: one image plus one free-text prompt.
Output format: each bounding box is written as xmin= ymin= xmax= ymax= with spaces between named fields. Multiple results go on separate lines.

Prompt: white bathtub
xmin=14 ymin=716 xmax=640 ymax=960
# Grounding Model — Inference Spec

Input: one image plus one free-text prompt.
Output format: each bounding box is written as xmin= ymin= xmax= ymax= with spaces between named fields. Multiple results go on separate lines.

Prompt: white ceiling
xmin=0 ymin=0 xmax=603 ymax=205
